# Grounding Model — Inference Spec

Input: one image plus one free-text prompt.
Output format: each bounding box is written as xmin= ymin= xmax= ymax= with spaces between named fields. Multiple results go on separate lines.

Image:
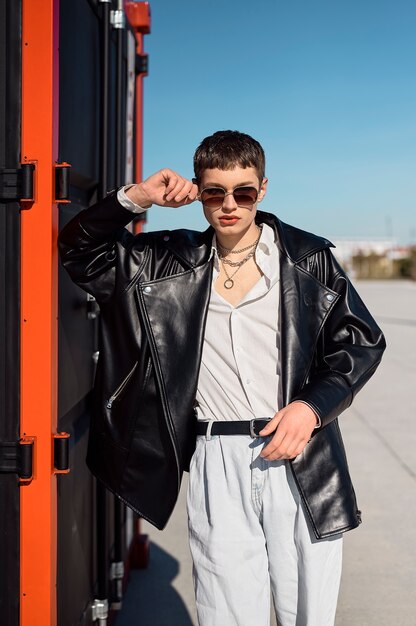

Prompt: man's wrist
xmin=117 ymin=184 xmax=152 ymax=214
xmin=294 ymin=400 xmax=322 ymax=428
xmin=124 ymin=183 xmax=153 ymax=209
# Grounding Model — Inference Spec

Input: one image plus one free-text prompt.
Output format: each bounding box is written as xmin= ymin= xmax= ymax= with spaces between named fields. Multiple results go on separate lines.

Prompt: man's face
xmin=198 ymin=166 xmax=268 ymax=236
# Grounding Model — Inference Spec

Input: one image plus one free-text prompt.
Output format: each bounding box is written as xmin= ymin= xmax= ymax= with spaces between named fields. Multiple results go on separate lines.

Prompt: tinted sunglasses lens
xmin=233 ymin=187 xmax=258 ymax=207
xmin=200 ymin=188 xmax=225 ymax=208
xmin=200 ymin=186 xmax=258 ymax=208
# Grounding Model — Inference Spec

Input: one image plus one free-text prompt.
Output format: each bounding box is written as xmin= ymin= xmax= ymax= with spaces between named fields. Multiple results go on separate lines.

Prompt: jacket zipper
xmin=106 ymin=362 xmax=138 ymax=409
xmin=136 ymin=286 xmax=181 ymax=496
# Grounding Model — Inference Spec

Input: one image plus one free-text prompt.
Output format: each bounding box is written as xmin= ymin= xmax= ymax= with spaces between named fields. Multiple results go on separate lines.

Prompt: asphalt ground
xmin=115 ymin=280 xmax=416 ymax=626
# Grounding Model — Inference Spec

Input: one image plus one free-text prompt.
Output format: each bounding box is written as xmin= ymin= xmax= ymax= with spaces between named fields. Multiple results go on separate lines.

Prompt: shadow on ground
xmin=115 ymin=542 xmax=194 ymax=626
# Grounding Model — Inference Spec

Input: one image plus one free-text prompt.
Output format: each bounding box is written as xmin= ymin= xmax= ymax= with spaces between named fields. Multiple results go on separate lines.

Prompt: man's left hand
xmin=258 ymin=402 xmax=318 ymax=460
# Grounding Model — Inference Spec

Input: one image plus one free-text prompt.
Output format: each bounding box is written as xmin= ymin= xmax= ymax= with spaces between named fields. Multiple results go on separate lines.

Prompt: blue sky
xmin=140 ymin=0 xmax=416 ymax=244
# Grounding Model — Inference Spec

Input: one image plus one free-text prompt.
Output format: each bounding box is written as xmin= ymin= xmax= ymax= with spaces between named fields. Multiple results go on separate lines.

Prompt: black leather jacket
xmin=58 ymin=190 xmax=386 ymax=538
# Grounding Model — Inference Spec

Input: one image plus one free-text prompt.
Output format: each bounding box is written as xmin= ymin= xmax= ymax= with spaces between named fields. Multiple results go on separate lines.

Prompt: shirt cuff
xmin=295 ymin=400 xmax=322 ymax=428
xmin=117 ymin=184 xmax=149 ymax=214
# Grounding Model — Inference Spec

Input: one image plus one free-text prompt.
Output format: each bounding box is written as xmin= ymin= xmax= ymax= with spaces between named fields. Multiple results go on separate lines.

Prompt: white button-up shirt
xmin=195 ymin=223 xmax=282 ymax=422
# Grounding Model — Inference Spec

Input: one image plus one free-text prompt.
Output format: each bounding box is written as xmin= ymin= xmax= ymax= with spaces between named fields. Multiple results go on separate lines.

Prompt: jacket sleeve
xmin=293 ymin=249 xmax=386 ymax=428
xmin=58 ymin=189 xmax=145 ymax=303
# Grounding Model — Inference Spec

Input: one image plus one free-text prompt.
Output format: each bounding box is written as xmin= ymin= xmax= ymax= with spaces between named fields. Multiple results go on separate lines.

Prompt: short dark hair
xmin=193 ymin=130 xmax=265 ymax=184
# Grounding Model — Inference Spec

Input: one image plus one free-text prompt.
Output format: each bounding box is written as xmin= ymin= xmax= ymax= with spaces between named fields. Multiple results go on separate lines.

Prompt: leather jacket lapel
xmin=136 ymin=261 xmax=213 ymax=455
xmin=279 ymin=254 xmax=340 ymax=406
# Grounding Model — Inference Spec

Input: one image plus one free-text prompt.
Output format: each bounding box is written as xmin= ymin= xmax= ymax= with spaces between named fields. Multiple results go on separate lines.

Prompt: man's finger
xmin=284 ymin=438 xmax=306 ymax=458
xmin=165 ymin=179 xmax=185 ymax=201
xmin=260 ymin=430 xmax=289 ymax=459
xmin=173 ymin=179 xmax=191 ymax=201
xmin=185 ymin=183 xmax=199 ymax=203
xmin=174 ymin=180 xmax=194 ymax=202
xmin=163 ymin=171 xmax=180 ymax=197
xmin=258 ymin=412 xmax=283 ymax=436
xmin=263 ymin=434 xmax=310 ymax=461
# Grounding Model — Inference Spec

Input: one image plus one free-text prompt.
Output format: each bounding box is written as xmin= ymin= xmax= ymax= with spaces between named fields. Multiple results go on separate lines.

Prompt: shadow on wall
xmin=115 ymin=542 xmax=195 ymax=626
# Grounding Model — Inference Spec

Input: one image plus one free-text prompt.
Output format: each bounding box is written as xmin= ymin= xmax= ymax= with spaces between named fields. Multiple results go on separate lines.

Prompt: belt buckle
xmin=249 ymin=418 xmax=271 ymax=438
xmin=249 ymin=419 xmax=260 ymax=438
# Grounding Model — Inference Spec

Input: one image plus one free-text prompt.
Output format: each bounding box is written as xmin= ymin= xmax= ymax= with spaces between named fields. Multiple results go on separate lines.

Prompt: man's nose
xmin=222 ymin=191 xmax=237 ymax=210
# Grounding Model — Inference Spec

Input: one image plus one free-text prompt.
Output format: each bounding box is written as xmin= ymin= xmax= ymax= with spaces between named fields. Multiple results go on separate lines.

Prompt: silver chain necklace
xmin=217 ymin=226 xmax=262 ymax=290
xmin=220 ymin=248 xmax=256 ymax=267
xmin=217 ymin=226 xmax=262 ymax=254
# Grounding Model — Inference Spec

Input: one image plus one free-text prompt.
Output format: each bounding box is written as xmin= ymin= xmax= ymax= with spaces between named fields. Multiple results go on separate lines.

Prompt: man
xmin=58 ymin=130 xmax=385 ymax=625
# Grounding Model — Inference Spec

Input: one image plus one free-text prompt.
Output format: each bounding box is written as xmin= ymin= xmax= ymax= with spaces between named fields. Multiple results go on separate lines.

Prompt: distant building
xmin=329 ymin=238 xmax=414 ymax=279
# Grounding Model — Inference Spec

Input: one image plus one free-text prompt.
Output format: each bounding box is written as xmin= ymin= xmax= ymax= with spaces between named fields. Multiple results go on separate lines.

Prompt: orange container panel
xmin=20 ymin=1 xmax=60 ymax=625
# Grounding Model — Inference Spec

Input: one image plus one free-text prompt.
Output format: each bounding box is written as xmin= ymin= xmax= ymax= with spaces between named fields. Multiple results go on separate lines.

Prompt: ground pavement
xmin=115 ymin=280 xmax=416 ymax=626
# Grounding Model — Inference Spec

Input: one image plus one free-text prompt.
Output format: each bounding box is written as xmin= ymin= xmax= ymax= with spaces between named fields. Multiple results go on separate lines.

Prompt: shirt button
xmin=143 ymin=286 xmax=152 ymax=293
xmin=163 ymin=235 xmax=170 ymax=241
xmin=325 ymin=293 xmax=335 ymax=302
xmin=246 ymin=379 xmax=251 ymax=384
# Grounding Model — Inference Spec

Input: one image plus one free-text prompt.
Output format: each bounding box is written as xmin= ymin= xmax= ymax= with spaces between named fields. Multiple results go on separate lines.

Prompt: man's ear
xmin=258 ymin=177 xmax=268 ymax=202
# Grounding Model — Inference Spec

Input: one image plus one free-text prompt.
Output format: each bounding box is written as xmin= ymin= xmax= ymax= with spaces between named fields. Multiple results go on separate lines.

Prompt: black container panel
xmin=0 ymin=1 xmax=22 ymax=624
xmin=57 ymin=1 xmax=131 ymax=624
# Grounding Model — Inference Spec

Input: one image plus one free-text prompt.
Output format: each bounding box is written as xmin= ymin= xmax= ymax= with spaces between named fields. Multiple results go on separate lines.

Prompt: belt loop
xmin=205 ymin=420 xmax=214 ymax=441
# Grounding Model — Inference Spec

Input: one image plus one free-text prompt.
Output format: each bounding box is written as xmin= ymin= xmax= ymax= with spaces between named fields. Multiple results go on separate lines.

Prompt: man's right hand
xmin=125 ymin=169 xmax=199 ymax=209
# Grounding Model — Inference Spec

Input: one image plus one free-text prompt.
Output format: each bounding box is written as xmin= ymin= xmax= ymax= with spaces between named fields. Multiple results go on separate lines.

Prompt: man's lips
xmin=218 ymin=216 xmax=240 ymax=223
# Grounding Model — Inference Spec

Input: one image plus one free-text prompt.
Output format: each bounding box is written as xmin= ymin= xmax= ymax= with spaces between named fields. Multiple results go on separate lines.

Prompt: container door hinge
xmin=110 ymin=9 xmax=126 ymax=29
xmin=0 ymin=437 xmax=34 ymax=482
xmin=110 ymin=561 xmax=125 ymax=609
xmin=54 ymin=162 xmax=71 ymax=203
xmin=135 ymin=53 xmax=148 ymax=76
xmin=0 ymin=163 xmax=35 ymax=203
xmin=53 ymin=433 xmax=70 ymax=474
xmin=91 ymin=598 xmax=109 ymax=625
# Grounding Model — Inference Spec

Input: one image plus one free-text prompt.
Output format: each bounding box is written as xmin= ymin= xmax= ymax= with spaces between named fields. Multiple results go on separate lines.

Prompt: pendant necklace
xmin=221 ymin=261 xmax=248 ymax=290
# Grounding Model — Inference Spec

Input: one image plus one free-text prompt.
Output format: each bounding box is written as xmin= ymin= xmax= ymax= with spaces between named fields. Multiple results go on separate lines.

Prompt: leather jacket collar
xmin=162 ymin=210 xmax=334 ymax=269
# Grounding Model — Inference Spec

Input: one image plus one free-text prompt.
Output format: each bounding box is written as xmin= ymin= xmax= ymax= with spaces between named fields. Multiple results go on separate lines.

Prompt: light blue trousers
xmin=186 ymin=432 xmax=343 ymax=626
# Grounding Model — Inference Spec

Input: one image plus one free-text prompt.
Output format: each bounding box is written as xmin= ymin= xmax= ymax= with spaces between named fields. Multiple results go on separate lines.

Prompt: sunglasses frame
xmin=197 ymin=185 xmax=260 ymax=210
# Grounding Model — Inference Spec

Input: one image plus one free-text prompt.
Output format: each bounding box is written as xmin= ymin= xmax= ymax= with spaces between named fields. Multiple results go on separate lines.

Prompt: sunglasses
xmin=198 ymin=186 xmax=259 ymax=210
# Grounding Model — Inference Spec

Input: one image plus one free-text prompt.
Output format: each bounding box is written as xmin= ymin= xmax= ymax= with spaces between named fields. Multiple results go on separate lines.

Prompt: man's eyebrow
xmin=203 ymin=181 xmax=257 ymax=188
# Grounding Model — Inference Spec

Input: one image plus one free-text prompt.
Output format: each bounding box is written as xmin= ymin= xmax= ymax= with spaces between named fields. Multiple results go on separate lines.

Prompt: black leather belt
xmin=196 ymin=419 xmax=272 ymax=438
